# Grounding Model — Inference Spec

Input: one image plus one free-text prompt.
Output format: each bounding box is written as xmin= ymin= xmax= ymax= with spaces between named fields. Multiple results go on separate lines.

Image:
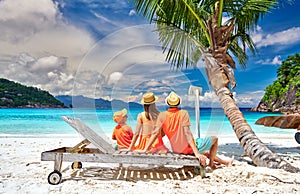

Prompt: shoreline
xmin=1 ymin=135 xmax=299 ymax=193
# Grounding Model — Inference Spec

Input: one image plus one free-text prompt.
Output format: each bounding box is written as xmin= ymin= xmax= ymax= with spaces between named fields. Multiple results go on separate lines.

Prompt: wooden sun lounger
xmin=41 ymin=116 xmax=205 ymax=185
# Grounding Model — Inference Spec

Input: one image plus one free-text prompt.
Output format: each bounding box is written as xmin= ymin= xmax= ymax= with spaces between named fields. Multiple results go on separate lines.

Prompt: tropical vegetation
xmin=0 ymin=78 xmax=64 ymax=108
xmin=130 ymin=0 xmax=299 ymax=172
xmin=262 ymin=53 xmax=300 ymax=110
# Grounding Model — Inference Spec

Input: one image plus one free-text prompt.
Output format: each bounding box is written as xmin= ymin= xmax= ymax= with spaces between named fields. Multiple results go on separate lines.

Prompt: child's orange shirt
xmin=112 ymin=124 xmax=133 ymax=149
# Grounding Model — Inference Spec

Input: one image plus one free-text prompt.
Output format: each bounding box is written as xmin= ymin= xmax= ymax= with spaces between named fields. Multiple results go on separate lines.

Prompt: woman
xmin=128 ymin=92 xmax=168 ymax=153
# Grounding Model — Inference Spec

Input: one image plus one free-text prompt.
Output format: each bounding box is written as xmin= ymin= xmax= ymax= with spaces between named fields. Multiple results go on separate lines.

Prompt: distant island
xmin=0 ymin=78 xmax=65 ymax=108
xmin=0 ymin=78 xmax=143 ymax=109
xmin=252 ymin=53 xmax=300 ymax=114
xmin=55 ymin=95 xmax=143 ymax=109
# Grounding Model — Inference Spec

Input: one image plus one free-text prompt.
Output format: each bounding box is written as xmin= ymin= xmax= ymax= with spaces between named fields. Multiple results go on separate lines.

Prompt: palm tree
xmin=130 ymin=0 xmax=299 ymax=172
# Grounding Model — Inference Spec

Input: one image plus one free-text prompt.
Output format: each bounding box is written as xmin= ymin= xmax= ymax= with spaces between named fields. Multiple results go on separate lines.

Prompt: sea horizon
xmin=0 ymin=107 xmax=295 ymax=140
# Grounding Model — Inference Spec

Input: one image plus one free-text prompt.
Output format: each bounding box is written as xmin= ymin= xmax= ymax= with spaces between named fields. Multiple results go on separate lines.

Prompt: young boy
xmin=112 ymin=108 xmax=133 ymax=150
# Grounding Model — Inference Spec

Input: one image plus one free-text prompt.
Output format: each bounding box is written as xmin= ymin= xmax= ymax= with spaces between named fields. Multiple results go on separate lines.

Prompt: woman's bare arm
xmin=128 ymin=116 xmax=142 ymax=151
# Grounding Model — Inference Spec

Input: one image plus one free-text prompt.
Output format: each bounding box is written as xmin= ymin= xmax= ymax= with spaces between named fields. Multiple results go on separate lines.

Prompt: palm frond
xmin=131 ymin=0 xmax=211 ymax=44
xmin=156 ymin=23 xmax=207 ymax=68
xmin=130 ymin=0 xmax=161 ymax=22
xmin=229 ymin=38 xmax=247 ymax=69
xmin=131 ymin=0 xmax=212 ymax=68
xmin=221 ymin=0 xmax=277 ymax=66
xmin=131 ymin=0 xmax=279 ymax=70
xmin=224 ymin=0 xmax=278 ymax=31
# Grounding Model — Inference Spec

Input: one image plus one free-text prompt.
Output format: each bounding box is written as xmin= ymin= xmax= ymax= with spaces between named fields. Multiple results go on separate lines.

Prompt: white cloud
xmin=198 ymin=91 xmax=220 ymax=107
xmin=0 ymin=0 xmax=268 ymax=105
xmin=186 ymin=90 xmax=264 ymax=108
xmin=256 ymin=55 xmax=282 ymax=65
xmin=91 ymin=11 xmax=122 ymax=28
xmin=270 ymin=56 xmax=282 ymax=65
xmin=127 ymin=93 xmax=141 ymax=102
xmin=143 ymin=79 xmax=163 ymax=87
xmin=0 ymin=0 xmax=95 ymax=96
xmin=0 ymin=1 xmax=197 ymax=99
xmin=108 ymin=72 xmax=123 ymax=85
xmin=254 ymin=27 xmax=300 ymax=48
xmin=31 ymin=55 xmax=66 ymax=72
xmin=0 ymin=0 xmax=58 ymax=42
xmin=17 ymin=53 xmax=35 ymax=66
xmin=0 ymin=0 xmax=94 ymax=67
xmin=233 ymin=91 xmax=264 ymax=108
xmin=0 ymin=53 xmax=74 ymax=95
xmin=185 ymin=91 xmax=220 ymax=108
xmin=68 ymin=24 xmax=212 ymax=100
xmin=129 ymin=9 xmax=136 ymax=16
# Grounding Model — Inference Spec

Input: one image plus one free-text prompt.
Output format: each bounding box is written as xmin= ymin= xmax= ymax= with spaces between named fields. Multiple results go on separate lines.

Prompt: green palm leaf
xmin=131 ymin=0 xmax=278 ymax=69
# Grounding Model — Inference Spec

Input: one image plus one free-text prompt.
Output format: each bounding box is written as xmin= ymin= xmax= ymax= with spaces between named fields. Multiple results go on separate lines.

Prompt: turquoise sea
xmin=0 ymin=108 xmax=295 ymax=138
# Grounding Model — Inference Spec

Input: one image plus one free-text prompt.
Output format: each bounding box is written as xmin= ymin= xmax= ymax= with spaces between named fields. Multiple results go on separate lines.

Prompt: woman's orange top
xmin=133 ymin=112 xmax=168 ymax=153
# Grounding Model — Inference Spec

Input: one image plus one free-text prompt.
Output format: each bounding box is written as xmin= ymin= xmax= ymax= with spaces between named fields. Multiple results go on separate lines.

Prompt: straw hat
xmin=140 ymin=92 xmax=158 ymax=104
xmin=165 ymin=91 xmax=181 ymax=107
xmin=113 ymin=108 xmax=127 ymax=117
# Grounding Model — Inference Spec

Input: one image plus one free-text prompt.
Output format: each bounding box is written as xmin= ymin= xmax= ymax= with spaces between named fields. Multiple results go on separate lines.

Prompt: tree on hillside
xmin=0 ymin=78 xmax=64 ymax=107
xmin=262 ymin=53 xmax=300 ymax=108
xmin=130 ymin=0 xmax=299 ymax=172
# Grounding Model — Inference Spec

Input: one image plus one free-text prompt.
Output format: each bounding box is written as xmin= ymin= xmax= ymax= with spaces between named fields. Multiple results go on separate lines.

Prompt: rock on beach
xmin=255 ymin=115 xmax=300 ymax=130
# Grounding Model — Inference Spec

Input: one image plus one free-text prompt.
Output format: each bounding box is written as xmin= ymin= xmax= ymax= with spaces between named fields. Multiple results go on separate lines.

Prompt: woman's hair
xmin=144 ymin=103 xmax=159 ymax=120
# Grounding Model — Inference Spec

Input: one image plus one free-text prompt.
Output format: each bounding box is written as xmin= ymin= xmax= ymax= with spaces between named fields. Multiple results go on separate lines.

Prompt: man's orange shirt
xmin=112 ymin=124 xmax=133 ymax=149
xmin=156 ymin=107 xmax=193 ymax=154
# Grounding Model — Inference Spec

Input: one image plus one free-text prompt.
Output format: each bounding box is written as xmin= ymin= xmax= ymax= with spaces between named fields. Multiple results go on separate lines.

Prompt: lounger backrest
xmin=62 ymin=116 xmax=115 ymax=154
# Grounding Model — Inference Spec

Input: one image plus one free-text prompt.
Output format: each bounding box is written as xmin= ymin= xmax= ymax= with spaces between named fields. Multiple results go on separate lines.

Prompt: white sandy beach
xmin=0 ymin=134 xmax=299 ymax=194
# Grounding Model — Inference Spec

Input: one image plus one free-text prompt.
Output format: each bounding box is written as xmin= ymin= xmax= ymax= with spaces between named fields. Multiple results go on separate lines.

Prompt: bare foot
xmin=209 ymin=163 xmax=219 ymax=170
xmin=205 ymin=166 xmax=214 ymax=173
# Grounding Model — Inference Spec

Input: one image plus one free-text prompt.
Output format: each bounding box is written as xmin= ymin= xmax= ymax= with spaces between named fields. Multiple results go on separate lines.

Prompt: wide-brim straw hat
xmin=165 ymin=91 xmax=181 ymax=107
xmin=140 ymin=92 xmax=158 ymax=104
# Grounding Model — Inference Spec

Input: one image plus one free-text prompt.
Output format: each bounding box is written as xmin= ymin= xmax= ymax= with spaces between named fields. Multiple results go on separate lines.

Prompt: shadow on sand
xmin=59 ymin=143 xmax=299 ymax=183
xmin=217 ymin=142 xmax=300 ymax=165
xmin=61 ymin=165 xmax=202 ymax=183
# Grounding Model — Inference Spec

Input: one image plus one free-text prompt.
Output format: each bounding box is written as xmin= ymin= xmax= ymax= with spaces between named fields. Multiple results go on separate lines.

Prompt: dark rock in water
xmin=295 ymin=132 xmax=300 ymax=144
xmin=255 ymin=115 xmax=300 ymax=129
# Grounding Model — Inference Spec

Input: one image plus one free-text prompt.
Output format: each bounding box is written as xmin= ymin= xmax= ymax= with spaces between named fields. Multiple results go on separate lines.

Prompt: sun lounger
xmin=41 ymin=116 xmax=205 ymax=185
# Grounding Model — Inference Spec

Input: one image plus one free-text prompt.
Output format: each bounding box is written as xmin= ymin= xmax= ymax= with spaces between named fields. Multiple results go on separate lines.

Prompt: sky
xmin=0 ymin=0 xmax=299 ymax=108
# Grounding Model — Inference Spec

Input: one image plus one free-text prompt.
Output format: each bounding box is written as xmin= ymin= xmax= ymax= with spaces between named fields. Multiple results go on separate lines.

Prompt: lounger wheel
xmin=295 ymin=132 xmax=300 ymax=144
xmin=48 ymin=170 xmax=62 ymax=185
xmin=71 ymin=162 xmax=82 ymax=169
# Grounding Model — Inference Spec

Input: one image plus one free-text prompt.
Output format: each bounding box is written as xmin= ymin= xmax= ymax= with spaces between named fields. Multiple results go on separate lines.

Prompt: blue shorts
xmin=195 ymin=137 xmax=213 ymax=153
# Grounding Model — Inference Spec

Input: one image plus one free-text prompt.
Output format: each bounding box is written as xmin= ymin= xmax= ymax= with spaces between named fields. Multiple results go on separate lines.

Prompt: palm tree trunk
xmin=203 ymin=52 xmax=300 ymax=173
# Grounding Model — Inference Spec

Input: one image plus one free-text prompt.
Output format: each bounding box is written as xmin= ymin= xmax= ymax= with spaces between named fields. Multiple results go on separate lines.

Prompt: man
xmin=143 ymin=91 xmax=233 ymax=168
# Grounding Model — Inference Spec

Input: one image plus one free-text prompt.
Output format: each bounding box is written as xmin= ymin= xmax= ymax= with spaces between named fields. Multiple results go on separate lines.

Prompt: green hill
xmin=0 ymin=78 xmax=65 ymax=108
xmin=254 ymin=53 xmax=300 ymax=113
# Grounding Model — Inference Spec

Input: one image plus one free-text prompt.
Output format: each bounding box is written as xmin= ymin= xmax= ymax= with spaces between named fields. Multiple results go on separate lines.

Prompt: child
xmin=112 ymin=108 xmax=133 ymax=150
